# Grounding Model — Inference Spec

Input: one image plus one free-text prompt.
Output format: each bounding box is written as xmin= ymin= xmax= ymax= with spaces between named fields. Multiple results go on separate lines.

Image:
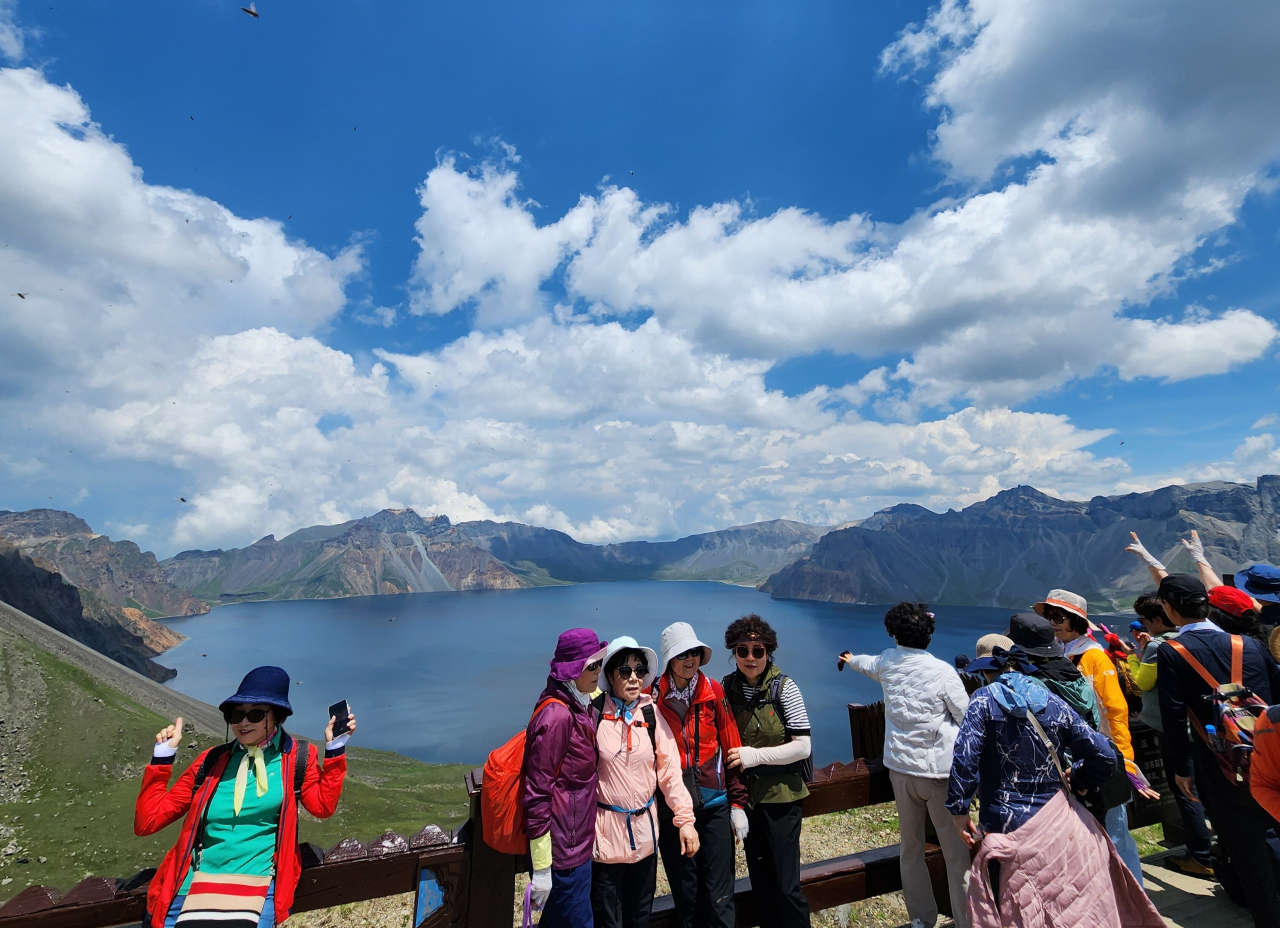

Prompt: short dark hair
xmin=1165 ymin=595 xmax=1210 ymax=621
xmin=604 ymin=648 xmax=648 ymax=678
xmin=724 ymin=614 xmax=778 ymax=653
xmin=1134 ymin=593 xmax=1173 ymax=628
xmin=884 ymin=602 xmax=935 ymax=649
xmin=1209 ymin=606 xmax=1266 ymax=643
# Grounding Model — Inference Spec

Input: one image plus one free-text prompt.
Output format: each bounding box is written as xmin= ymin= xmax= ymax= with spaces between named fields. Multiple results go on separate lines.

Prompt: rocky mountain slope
xmin=0 ymin=539 xmax=180 ymax=681
xmin=0 ymin=509 xmax=207 ymax=619
xmin=160 ymin=512 xmax=831 ymax=603
xmin=761 ymin=477 xmax=1280 ymax=611
xmin=159 ymin=508 xmax=524 ymax=601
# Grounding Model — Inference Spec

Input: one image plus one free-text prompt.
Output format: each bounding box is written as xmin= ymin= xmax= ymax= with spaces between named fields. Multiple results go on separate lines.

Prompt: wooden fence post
xmin=463 ymin=768 xmax=515 ymax=928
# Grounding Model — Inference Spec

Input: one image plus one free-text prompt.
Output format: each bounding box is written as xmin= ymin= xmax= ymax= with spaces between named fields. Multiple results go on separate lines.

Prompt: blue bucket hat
xmin=219 ymin=665 xmax=293 ymax=718
xmin=1235 ymin=564 xmax=1280 ymax=604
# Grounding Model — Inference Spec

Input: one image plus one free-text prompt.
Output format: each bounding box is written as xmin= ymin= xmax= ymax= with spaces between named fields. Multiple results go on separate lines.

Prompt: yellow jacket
xmin=1075 ymin=645 xmax=1136 ymax=773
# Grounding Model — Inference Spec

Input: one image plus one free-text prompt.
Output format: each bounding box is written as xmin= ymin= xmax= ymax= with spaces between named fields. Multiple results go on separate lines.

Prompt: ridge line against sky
xmin=1 ymin=0 xmax=1279 ymax=558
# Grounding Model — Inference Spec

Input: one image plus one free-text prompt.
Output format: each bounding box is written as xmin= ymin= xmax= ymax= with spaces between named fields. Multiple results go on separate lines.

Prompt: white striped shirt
xmin=740 ymin=676 xmax=811 ymax=733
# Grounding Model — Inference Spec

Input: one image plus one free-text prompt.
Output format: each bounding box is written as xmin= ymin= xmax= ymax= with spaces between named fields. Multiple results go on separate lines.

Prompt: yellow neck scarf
xmin=233 ymin=744 xmax=270 ymax=816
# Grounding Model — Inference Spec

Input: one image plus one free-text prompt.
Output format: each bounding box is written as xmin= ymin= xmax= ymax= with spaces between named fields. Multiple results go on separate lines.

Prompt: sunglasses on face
xmin=674 ymin=648 xmax=702 ymax=662
xmin=735 ymin=644 xmax=767 ymax=660
xmin=224 ymin=708 xmax=269 ymax=725
xmin=614 ymin=664 xmax=649 ymax=680
xmin=1044 ymin=609 xmax=1070 ymax=625
xmin=585 ymin=660 xmax=603 ymax=673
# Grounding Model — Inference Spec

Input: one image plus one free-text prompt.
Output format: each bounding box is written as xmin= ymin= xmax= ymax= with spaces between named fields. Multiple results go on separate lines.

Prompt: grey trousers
xmin=889 ymin=770 xmax=971 ymax=928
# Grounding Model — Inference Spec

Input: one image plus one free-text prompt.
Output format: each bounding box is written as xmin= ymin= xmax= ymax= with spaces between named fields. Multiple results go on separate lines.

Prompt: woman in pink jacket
xmin=592 ymin=636 xmax=700 ymax=928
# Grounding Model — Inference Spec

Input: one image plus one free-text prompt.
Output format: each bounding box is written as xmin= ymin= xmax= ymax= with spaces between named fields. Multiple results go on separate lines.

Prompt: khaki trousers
xmin=889 ymin=769 xmax=971 ymax=928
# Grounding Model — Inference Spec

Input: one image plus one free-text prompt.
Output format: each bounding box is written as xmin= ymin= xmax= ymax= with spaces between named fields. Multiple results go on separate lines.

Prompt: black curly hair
xmin=884 ymin=602 xmax=935 ymax=649
xmin=1134 ymin=592 xmax=1174 ymax=628
xmin=724 ymin=614 xmax=778 ymax=653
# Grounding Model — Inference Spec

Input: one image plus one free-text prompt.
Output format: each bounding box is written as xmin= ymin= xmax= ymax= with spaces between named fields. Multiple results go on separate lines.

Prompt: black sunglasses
xmin=735 ymin=644 xmax=768 ymax=660
xmin=224 ymin=707 xmax=269 ymax=725
xmin=614 ymin=664 xmax=649 ymax=680
xmin=674 ymin=648 xmax=702 ymax=662
xmin=585 ymin=660 xmax=603 ymax=673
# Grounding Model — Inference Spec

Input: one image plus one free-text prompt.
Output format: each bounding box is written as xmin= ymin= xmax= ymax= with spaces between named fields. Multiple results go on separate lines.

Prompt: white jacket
xmin=845 ymin=646 xmax=969 ymax=778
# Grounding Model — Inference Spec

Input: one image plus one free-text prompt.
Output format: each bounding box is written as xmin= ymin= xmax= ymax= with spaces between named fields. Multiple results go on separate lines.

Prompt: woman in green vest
xmin=721 ymin=614 xmax=812 ymax=928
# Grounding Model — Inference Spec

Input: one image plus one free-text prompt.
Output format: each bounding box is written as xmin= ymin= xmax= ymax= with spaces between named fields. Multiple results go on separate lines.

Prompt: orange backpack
xmin=481 ymin=697 xmax=562 ymax=854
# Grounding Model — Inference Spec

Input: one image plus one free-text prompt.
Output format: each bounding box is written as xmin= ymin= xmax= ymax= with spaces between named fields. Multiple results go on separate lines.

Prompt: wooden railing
xmin=0 ymin=703 xmax=951 ymax=927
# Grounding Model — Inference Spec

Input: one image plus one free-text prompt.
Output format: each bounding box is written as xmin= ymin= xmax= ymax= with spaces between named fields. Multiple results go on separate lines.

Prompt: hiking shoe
xmin=1164 ymin=855 xmax=1215 ymax=879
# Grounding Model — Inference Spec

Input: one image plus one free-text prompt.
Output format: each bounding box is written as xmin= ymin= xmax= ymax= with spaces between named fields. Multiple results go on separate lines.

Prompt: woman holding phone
xmin=134 ymin=665 xmax=354 ymax=927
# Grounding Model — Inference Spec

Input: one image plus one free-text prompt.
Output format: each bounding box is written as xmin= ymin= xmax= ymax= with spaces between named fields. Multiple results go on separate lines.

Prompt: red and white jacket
xmin=134 ymin=730 xmax=346 ymax=926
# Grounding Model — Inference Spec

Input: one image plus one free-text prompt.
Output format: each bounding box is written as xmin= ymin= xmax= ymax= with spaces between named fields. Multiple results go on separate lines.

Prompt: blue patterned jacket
xmin=945 ymin=673 xmax=1116 ymax=833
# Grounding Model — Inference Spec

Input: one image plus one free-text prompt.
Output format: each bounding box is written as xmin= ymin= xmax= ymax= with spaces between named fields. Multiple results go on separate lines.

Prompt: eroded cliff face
xmin=160 ymin=510 xmax=526 ymax=601
xmin=0 ymin=540 xmax=178 ymax=682
xmin=761 ymin=478 xmax=1280 ymax=610
xmin=0 ymin=510 xmax=208 ymax=617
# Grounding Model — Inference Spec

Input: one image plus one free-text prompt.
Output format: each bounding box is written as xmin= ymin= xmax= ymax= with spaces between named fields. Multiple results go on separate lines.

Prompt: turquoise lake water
xmin=161 ymin=582 xmax=1018 ymax=765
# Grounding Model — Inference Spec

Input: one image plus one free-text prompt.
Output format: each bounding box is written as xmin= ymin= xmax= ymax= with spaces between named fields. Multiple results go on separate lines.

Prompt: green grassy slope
xmin=0 ymin=626 xmax=470 ymax=902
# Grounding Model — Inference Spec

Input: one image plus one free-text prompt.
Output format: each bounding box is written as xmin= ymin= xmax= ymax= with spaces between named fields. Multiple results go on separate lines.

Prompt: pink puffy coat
xmin=967 ymin=790 xmax=1162 ymax=928
xmin=594 ymin=692 xmax=695 ymax=864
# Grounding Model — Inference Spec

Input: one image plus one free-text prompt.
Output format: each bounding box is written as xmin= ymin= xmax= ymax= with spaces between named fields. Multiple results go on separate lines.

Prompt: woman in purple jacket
xmin=523 ymin=628 xmax=608 ymax=928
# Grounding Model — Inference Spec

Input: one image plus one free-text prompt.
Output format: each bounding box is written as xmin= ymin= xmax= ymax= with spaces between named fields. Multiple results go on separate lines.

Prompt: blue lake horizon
xmin=161 ymin=582 xmax=1025 ymax=766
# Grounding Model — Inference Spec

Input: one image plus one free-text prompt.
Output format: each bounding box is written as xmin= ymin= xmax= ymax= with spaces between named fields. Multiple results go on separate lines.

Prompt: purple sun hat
xmin=549 ymin=628 xmax=608 ymax=681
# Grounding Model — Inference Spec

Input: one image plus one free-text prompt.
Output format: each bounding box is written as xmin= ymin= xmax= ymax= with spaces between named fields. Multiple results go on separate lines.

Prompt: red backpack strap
xmin=1167 ymin=639 xmax=1223 ymax=690
xmin=1231 ymin=635 xmax=1244 ymax=686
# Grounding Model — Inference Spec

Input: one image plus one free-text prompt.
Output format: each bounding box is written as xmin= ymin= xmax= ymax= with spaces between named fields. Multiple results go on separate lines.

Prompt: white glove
xmin=730 ymin=806 xmax=749 ymax=842
xmin=1125 ymin=533 xmax=1165 ymax=571
xmin=530 ymin=868 xmax=552 ymax=910
xmin=1180 ymin=530 xmax=1209 ymax=566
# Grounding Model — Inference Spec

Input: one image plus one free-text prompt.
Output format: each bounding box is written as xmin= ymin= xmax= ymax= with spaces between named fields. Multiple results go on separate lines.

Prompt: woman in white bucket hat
xmin=651 ymin=623 xmax=748 ymax=928
xmin=591 ymin=637 xmax=698 ymax=928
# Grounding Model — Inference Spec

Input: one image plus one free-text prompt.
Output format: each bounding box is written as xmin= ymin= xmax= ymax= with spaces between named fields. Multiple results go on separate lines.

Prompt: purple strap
xmin=523 ymin=883 xmax=533 ymax=928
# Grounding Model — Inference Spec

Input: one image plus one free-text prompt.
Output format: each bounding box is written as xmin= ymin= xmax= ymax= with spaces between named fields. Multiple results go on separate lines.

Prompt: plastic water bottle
xmin=1205 ymin=724 xmax=1226 ymax=752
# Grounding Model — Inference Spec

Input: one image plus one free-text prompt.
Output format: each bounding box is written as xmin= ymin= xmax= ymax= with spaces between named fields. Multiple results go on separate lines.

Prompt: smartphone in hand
xmin=328 ymin=699 xmax=351 ymax=737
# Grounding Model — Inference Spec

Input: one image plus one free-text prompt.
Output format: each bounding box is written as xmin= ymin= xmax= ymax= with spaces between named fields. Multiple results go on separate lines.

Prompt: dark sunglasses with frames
xmin=585 ymin=660 xmax=603 ymax=673
xmin=673 ymin=648 xmax=703 ymax=662
xmin=223 ymin=707 xmax=270 ymax=725
xmin=613 ymin=664 xmax=649 ymax=680
xmin=734 ymin=644 xmax=768 ymax=659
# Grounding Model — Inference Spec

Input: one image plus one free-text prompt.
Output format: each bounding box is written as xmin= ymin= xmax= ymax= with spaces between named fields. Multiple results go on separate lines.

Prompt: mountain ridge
xmin=761 ymin=476 xmax=1280 ymax=611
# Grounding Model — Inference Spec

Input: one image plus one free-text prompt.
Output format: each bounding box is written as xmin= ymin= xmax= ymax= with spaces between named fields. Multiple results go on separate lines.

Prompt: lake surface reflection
xmin=162 ymin=582 xmax=1016 ymax=765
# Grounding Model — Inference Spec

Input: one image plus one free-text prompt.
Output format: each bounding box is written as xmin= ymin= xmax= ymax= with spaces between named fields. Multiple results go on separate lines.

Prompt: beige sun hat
xmin=976 ymin=634 xmax=1014 ymax=658
xmin=1033 ymin=588 xmax=1088 ymax=622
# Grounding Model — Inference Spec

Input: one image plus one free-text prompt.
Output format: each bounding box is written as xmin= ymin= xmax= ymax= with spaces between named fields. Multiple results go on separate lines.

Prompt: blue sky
xmin=2 ymin=1 xmax=1279 ymax=555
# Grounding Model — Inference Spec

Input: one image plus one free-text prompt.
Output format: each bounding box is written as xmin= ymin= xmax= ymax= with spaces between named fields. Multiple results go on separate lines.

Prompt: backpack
xmin=723 ymin=671 xmax=814 ymax=784
xmin=1038 ymin=674 xmax=1102 ymax=731
xmin=480 ymin=696 xmax=564 ymax=855
xmin=1168 ymin=635 xmax=1269 ymax=787
xmin=194 ymin=736 xmax=309 ymax=801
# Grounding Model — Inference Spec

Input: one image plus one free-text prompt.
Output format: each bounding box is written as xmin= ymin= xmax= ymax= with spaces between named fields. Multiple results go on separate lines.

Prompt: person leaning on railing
xmin=134 ymin=665 xmax=353 ymax=928
xmin=839 ymin=602 xmax=971 ymax=928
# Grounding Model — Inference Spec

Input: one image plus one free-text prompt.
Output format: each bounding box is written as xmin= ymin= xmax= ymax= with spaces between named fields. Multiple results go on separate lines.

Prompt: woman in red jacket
xmin=134 ymin=666 xmax=353 ymax=927
xmin=651 ymin=622 xmax=748 ymax=928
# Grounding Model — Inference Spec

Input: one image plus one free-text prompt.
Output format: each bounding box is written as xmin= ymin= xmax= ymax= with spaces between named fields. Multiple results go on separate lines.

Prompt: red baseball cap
xmin=1209 ymin=584 xmax=1256 ymax=618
